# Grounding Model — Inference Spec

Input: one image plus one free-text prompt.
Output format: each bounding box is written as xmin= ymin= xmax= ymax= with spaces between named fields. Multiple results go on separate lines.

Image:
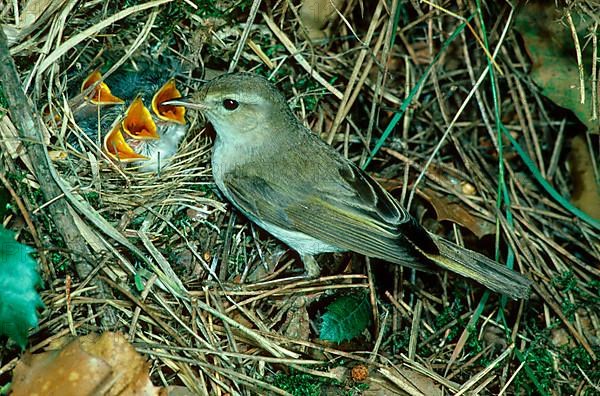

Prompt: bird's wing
xmin=222 ymin=159 xmax=437 ymax=271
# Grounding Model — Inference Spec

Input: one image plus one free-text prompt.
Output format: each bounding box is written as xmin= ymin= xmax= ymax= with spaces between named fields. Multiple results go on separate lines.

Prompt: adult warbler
xmin=164 ymin=73 xmax=532 ymax=299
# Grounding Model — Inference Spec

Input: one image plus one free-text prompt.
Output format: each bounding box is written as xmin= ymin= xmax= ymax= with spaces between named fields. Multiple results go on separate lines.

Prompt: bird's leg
xmin=301 ymin=254 xmax=321 ymax=278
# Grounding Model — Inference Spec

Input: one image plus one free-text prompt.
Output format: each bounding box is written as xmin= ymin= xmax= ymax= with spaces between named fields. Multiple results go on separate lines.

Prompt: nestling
xmin=72 ymin=65 xmax=187 ymax=172
xmin=164 ymin=73 xmax=532 ymax=299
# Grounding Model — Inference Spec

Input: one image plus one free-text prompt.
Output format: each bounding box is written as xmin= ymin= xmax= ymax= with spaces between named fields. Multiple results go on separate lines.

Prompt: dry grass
xmin=1 ymin=0 xmax=599 ymax=395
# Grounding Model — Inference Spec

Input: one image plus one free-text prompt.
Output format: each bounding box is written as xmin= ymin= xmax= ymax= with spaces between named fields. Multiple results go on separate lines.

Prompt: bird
xmin=72 ymin=65 xmax=188 ymax=172
xmin=163 ymin=72 xmax=532 ymax=299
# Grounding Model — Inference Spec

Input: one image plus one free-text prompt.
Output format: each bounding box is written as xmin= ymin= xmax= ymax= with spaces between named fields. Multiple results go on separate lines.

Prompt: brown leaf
xmin=419 ymin=188 xmax=495 ymax=238
xmin=515 ymin=2 xmax=599 ymax=132
xmin=299 ymin=0 xmax=345 ymax=40
xmin=551 ymin=328 xmax=573 ymax=348
xmin=281 ymin=296 xmax=311 ymax=342
xmin=79 ymin=332 xmax=156 ymax=395
xmin=362 ymin=368 xmax=443 ymax=396
xmin=11 ymin=332 xmax=162 ymax=396
xmin=164 ymin=386 xmax=196 ymax=396
xmin=20 ymin=0 xmax=55 ymax=27
xmin=246 ymin=247 xmax=287 ymax=282
xmin=569 ymin=134 xmax=600 ymax=220
xmin=12 ymin=338 xmax=113 ymax=396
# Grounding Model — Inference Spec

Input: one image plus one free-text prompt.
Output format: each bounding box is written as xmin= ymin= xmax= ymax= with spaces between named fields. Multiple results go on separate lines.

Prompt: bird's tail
xmin=423 ymin=235 xmax=532 ymax=300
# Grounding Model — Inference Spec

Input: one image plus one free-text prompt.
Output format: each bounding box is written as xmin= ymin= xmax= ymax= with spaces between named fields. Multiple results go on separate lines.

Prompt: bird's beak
xmin=152 ymin=79 xmax=186 ymax=125
xmin=121 ymin=97 xmax=160 ymax=140
xmin=103 ymin=122 xmax=149 ymax=162
xmin=81 ymin=70 xmax=124 ymax=105
xmin=160 ymin=96 xmax=208 ymax=111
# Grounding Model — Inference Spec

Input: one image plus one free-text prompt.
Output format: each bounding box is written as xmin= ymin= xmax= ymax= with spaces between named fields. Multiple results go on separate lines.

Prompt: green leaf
xmin=134 ymin=273 xmax=144 ymax=292
xmin=319 ymin=292 xmax=371 ymax=343
xmin=0 ymin=226 xmax=43 ymax=348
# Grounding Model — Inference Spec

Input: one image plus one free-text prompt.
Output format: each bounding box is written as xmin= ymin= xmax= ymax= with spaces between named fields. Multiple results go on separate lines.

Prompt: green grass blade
xmin=363 ymin=16 xmax=473 ymax=169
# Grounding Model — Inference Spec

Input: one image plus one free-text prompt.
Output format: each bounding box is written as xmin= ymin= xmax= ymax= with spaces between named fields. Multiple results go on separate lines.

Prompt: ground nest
xmin=0 ymin=0 xmax=599 ymax=395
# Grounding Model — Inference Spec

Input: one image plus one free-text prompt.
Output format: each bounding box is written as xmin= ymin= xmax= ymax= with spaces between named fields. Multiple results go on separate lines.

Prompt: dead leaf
xmin=362 ymin=368 xmax=443 ymax=396
xmin=280 ymin=296 xmax=311 ymax=342
xmin=12 ymin=339 xmax=112 ymax=396
xmin=11 ymin=332 xmax=163 ymax=396
xmin=482 ymin=326 xmax=508 ymax=349
xmin=327 ymin=366 xmax=348 ymax=382
xmin=569 ymin=134 xmax=600 ymax=220
xmin=48 ymin=150 xmax=68 ymax=161
xmin=515 ymin=2 xmax=599 ymax=132
xmin=576 ymin=308 xmax=600 ymax=346
xmin=380 ymin=367 xmax=443 ymax=396
xmin=2 ymin=0 xmax=68 ymax=47
xmin=551 ymin=328 xmax=573 ymax=348
xmin=246 ymin=247 xmax=287 ymax=282
xmin=0 ymin=116 xmax=35 ymax=175
xmin=299 ymin=0 xmax=345 ymax=40
xmin=164 ymin=386 xmax=196 ymax=396
xmin=419 ymin=188 xmax=495 ymax=238
xmin=20 ymin=0 xmax=54 ymax=27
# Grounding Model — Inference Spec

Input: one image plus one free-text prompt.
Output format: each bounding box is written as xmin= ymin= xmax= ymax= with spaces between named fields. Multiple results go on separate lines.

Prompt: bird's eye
xmin=222 ymin=99 xmax=239 ymax=111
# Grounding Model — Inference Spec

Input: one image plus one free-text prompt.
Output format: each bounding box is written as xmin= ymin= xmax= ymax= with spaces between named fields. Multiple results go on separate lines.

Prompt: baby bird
xmin=73 ymin=64 xmax=187 ymax=172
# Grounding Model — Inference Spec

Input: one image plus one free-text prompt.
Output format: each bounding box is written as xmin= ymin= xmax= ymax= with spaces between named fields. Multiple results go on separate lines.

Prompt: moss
xmin=83 ymin=191 xmax=100 ymax=207
xmin=0 ymin=188 xmax=10 ymax=218
xmin=465 ymin=324 xmax=485 ymax=359
xmin=514 ymin=319 xmax=599 ymax=395
xmin=560 ymin=298 xmax=577 ymax=321
xmin=514 ymin=343 xmax=555 ymax=394
xmin=270 ymin=370 xmax=332 ymax=396
xmin=347 ymin=382 xmax=370 ymax=394
xmin=434 ymin=297 xmax=466 ymax=341
xmin=560 ymin=345 xmax=600 ymax=384
xmin=50 ymin=252 xmax=68 ymax=272
xmin=131 ymin=215 xmax=146 ymax=226
xmin=552 ymin=271 xmax=578 ymax=292
xmin=552 ymin=271 xmax=599 ymax=319
xmin=117 ymin=0 xmax=241 ymax=38
xmin=385 ymin=328 xmax=410 ymax=355
xmin=0 ymin=83 xmax=7 ymax=110
xmin=0 ymin=383 xmax=9 ymax=395
xmin=292 ymin=77 xmax=324 ymax=112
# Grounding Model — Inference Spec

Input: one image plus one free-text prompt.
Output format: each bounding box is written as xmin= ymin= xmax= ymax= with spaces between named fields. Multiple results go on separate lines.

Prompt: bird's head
xmin=163 ymin=73 xmax=295 ymax=144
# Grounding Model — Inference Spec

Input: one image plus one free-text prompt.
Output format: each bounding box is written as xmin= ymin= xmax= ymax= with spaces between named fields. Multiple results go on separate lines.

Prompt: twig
xmin=229 ymin=0 xmax=262 ymax=72
xmin=0 ymin=169 xmax=51 ymax=277
xmin=0 ymin=27 xmax=116 ymax=326
xmin=326 ymin=0 xmax=384 ymax=144
xmin=565 ymin=9 xmax=585 ymax=104
xmin=263 ymin=13 xmax=343 ymax=100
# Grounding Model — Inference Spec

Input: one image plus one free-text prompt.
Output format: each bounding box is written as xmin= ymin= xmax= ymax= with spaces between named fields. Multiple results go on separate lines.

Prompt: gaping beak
xmin=152 ymin=79 xmax=186 ymax=124
xmin=81 ymin=70 xmax=124 ymax=105
xmin=160 ymin=96 xmax=207 ymax=111
xmin=121 ymin=97 xmax=160 ymax=140
xmin=103 ymin=122 xmax=148 ymax=162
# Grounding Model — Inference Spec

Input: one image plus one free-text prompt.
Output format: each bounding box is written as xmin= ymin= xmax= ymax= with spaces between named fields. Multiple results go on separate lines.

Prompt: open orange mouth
xmin=152 ymin=79 xmax=186 ymax=124
xmin=81 ymin=70 xmax=124 ymax=105
xmin=103 ymin=122 xmax=149 ymax=162
xmin=121 ymin=97 xmax=159 ymax=140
